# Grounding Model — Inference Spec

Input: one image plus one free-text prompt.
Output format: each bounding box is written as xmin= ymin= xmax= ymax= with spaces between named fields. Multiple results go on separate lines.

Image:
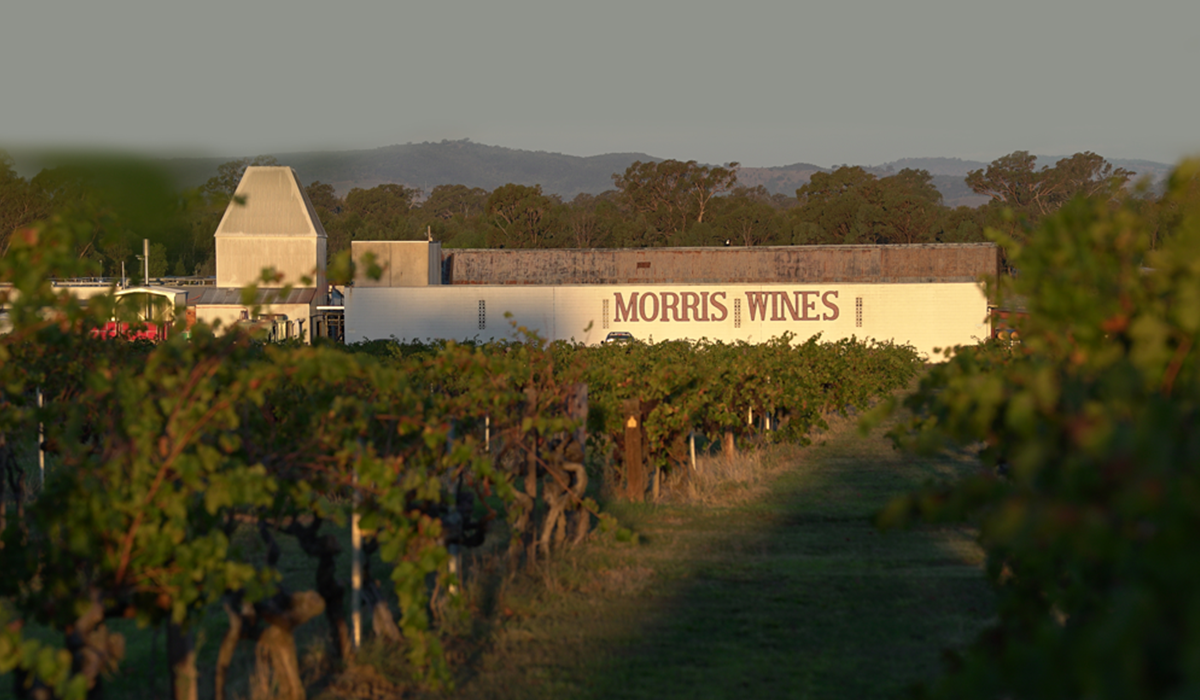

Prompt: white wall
xmin=346 ymin=282 xmax=989 ymax=359
xmin=216 ymin=237 xmax=324 ymax=291
xmin=351 ymin=241 xmax=441 ymax=287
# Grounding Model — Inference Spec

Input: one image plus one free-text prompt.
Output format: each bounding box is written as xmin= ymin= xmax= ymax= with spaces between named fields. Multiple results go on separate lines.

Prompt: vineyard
xmin=0 ymin=220 xmax=922 ymax=699
xmin=877 ymin=161 xmax=1200 ymax=698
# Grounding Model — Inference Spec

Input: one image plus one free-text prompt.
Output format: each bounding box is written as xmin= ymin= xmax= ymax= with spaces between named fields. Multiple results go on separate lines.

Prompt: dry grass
xmin=427 ymin=402 xmax=992 ymax=700
xmin=668 ymin=411 xmax=864 ymax=506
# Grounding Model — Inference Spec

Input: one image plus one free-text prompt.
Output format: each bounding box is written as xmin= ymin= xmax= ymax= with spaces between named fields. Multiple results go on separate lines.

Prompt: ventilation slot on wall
xmin=855 ymin=297 xmax=863 ymax=328
xmin=478 ymin=300 xmax=486 ymax=330
xmin=734 ymin=298 xmax=742 ymax=329
xmin=602 ymin=299 xmax=610 ymax=329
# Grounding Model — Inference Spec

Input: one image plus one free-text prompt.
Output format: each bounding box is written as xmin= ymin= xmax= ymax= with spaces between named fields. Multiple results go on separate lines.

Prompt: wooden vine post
xmin=623 ymin=398 xmax=644 ymax=502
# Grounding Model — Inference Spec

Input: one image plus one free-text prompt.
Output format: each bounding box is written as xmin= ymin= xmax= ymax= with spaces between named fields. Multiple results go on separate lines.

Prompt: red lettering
xmin=745 ymin=292 xmax=771 ymax=321
xmin=710 ymin=292 xmax=728 ymax=322
xmin=822 ymin=291 xmax=840 ymax=320
xmin=779 ymin=292 xmax=800 ymax=320
xmin=698 ymin=292 xmax=710 ymax=321
xmin=661 ymin=291 xmax=680 ymax=322
xmin=639 ymin=292 xmax=660 ymax=322
xmin=799 ymin=291 xmax=820 ymax=320
xmin=614 ymin=292 xmax=639 ymax=322
xmin=681 ymin=292 xmax=701 ymax=321
xmin=770 ymin=292 xmax=786 ymax=320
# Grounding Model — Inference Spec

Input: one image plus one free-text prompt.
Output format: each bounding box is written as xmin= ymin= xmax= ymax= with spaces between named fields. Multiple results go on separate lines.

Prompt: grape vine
xmin=0 ymin=216 xmax=924 ymax=698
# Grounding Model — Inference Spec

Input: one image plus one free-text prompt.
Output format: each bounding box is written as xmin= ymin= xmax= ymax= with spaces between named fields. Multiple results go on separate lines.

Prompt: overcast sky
xmin=3 ymin=0 xmax=1197 ymax=168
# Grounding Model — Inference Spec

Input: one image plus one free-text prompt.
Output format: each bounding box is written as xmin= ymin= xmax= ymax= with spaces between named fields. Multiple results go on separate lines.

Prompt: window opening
xmin=855 ymin=297 xmax=863 ymax=328
xmin=478 ymin=300 xmax=486 ymax=330
xmin=734 ymin=298 xmax=742 ymax=329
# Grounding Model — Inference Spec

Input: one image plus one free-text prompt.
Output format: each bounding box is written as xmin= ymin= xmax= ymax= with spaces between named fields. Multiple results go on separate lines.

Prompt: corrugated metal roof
xmin=187 ymin=287 xmax=318 ymax=306
xmin=214 ymin=167 xmax=328 ymax=239
xmin=444 ymin=244 xmax=998 ymax=285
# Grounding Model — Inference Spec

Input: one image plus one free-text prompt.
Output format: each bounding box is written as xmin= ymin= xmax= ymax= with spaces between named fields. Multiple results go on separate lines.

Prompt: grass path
xmin=443 ymin=416 xmax=994 ymax=700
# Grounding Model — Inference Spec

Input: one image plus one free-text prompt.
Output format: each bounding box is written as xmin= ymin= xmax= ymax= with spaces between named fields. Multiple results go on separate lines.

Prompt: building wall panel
xmin=351 ymin=241 xmax=441 ymax=287
xmin=444 ymin=244 xmax=995 ymax=286
xmin=346 ymin=281 xmax=988 ymax=359
xmin=216 ymin=237 xmax=323 ymax=290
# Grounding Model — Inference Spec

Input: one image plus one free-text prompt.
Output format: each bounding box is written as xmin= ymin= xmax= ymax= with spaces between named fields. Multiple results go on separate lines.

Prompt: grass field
xmin=422 ymin=413 xmax=994 ymax=700
xmin=3 ymin=411 xmax=994 ymax=700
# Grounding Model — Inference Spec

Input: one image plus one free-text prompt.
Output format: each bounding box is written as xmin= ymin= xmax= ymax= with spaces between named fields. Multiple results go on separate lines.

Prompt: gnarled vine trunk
xmin=64 ymin=593 xmax=125 ymax=700
xmin=251 ymin=591 xmax=324 ymax=700
xmin=285 ymin=519 xmax=352 ymax=663
xmin=215 ymin=599 xmax=254 ymax=700
xmin=168 ymin=623 xmax=197 ymax=700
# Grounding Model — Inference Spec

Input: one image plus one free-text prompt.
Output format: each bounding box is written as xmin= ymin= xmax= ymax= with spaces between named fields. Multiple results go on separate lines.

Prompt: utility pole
xmin=143 ymin=239 xmax=151 ymax=320
xmin=37 ymin=387 xmax=44 ymax=489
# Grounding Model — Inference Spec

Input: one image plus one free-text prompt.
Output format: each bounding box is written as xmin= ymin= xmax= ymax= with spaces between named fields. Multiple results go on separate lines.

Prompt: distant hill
xmin=874 ymin=157 xmax=986 ymax=178
xmin=41 ymin=141 xmax=1169 ymax=208
xmin=161 ymin=140 xmax=660 ymax=200
xmin=736 ymin=162 xmax=828 ymax=197
xmin=737 ymin=158 xmax=991 ymax=206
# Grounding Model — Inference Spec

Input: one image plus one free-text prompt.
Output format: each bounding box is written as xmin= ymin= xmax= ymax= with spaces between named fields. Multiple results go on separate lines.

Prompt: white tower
xmin=214 ymin=166 xmax=327 ymax=299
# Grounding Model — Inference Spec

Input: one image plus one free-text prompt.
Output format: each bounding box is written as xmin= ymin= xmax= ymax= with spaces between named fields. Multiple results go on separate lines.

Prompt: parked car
xmin=602 ymin=331 xmax=636 ymax=345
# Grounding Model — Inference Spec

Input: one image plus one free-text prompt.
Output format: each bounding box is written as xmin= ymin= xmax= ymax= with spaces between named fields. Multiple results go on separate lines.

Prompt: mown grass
xmin=430 ymin=412 xmax=993 ymax=700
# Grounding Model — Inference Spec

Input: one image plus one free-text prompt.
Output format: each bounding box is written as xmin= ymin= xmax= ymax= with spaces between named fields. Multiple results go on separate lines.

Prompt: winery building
xmin=48 ymin=165 xmax=993 ymax=356
xmin=345 ymin=241 xmax=997 ymax=358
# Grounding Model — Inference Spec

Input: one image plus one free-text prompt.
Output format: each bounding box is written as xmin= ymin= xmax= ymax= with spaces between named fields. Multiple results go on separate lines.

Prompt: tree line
xmin=0 ymin=148 xmax=1167 ymax=279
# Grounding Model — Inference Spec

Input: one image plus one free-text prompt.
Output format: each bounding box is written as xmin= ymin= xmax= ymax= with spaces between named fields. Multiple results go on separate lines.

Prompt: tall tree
xmin=612 ymin=160 xmax=739 ymax=244
xmin=421 ymin=184 xmax=488 ymax=221
xmin=0 ymin=150 xmax=48 ymax=257
xmin=305 ymin=181 xmax=341 ymax=214
xmin=966 ymin=150 xmax=1133 ymax=217
xmin=564 ymin=193 xmax=616 ymax=248
xmin=711 ymin=187 xmax=785 ymax=246
xmin=792 ymin=166 xmax=882 ymax=244
xmin=874 ymin=169 xmax=943 ymax=244
xmin=931 ymin=205 xmax=986 ymax=243
xmin=486 ymin=184 xmax=561 ymax=249
xmin=792 ymin=167 xmax=947 ymax=245
xmin=29 ymin=158 xmax=182 ymax=274
xmin=343 ymin=184 xmax=416 ymax=224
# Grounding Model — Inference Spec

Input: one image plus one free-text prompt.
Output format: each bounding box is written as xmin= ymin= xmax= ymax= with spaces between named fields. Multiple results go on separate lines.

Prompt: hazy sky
xmin=3 ymin=0 xmax=1197 ymax=168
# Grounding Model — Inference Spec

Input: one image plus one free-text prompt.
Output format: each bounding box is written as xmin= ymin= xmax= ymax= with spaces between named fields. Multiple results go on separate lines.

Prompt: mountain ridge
xmin=18 ymin=140 xmax=1172 ymax=207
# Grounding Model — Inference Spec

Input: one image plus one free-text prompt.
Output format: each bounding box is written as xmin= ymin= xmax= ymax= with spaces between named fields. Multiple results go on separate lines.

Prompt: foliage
xmin=879 ymin=160 xmax=1200 ymax=699
xmin=710 ymin=186 xmax=785 ymax=246
xmin=792 ymin=166 xmax=945 ymax=245
xmin=0 ymin=218 xmax=590 ymax=696
xmin=571 ymin=334 xmax=921 ymax=489
xmin=4 ymin=149 xmax=1162 ymax=272
xmin=612 ymin=160 xmax=740 ymax=244
xmin=0 ymin=150 xmax=50 ymax=258
xmin=485 ymin=184 xmax=561 ymax=249
xmin=966 ymin=150 xmax=1133 ymax=220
